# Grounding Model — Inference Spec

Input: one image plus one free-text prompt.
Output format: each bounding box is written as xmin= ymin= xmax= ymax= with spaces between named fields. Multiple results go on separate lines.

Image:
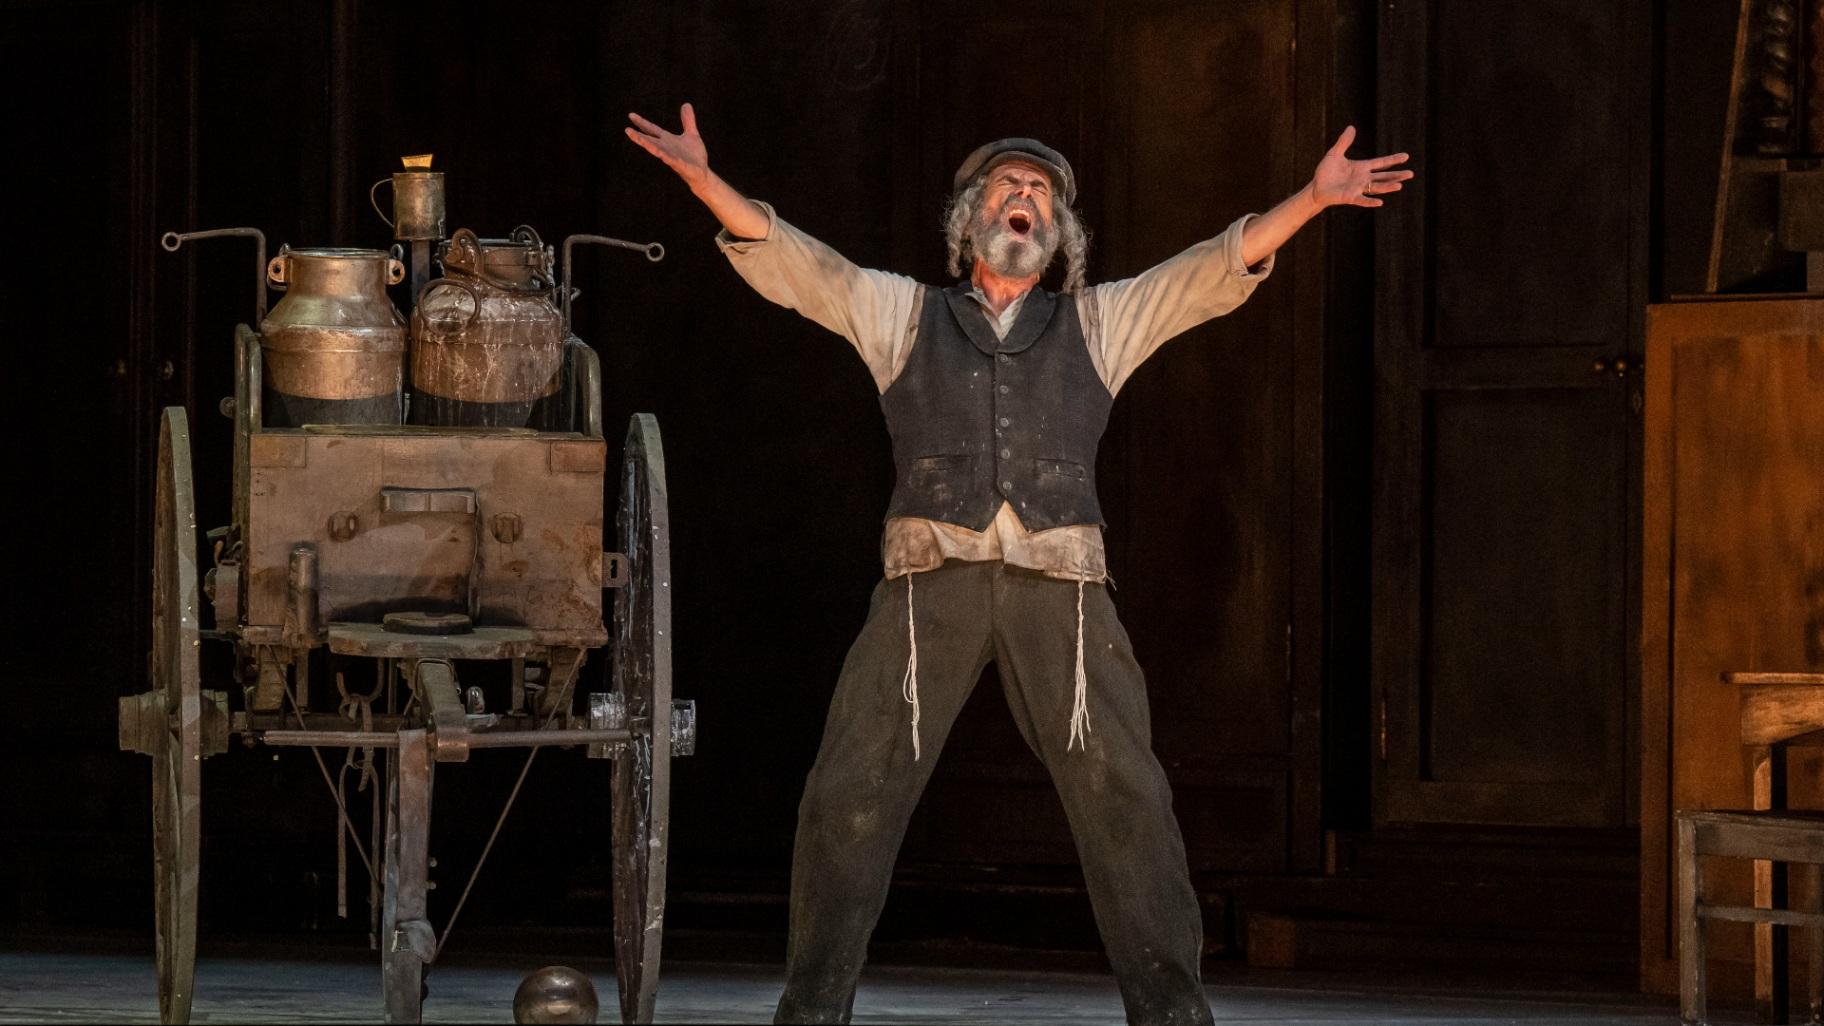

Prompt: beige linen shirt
xmin=717 ymin=202 xmax=1273 ymax=583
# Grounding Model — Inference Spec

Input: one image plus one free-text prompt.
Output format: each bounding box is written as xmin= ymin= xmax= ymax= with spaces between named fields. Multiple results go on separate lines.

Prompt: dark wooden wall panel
xmin=3 ymin=0 xmax=205 ymax=926
xmin=633 ymin=0 xmax=909 ymax=873
xmin=1658 ymin=3 xmax=1738 ymax=297
xmin=1319 ymin=0 xmax=1379 ymax=835
xmin=1113 ymin=0 xmax=1293 ymax=763
xmin=1430 ymin=0 xmax=1635 ymax=350
xmin=7 ymin=13 xmax=134 ymax=666
xmin=1423 ymin=388 xmax=1623 ymax=785
xmin=1375 ymin=0 xmax=1646 ymax=828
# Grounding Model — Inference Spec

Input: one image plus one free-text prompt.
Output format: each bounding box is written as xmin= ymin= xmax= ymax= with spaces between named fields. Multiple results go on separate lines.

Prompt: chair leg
xmin=1754 ymin=745 xmax=1791 ymax=1024
xmin=1764 ymin=858 xmax=1793 ymax=1024
xmin=1680 ymin=816 xmax=1707 ymax=1026
xmin=1807 ymin=861 xmax=1823 ymax=1025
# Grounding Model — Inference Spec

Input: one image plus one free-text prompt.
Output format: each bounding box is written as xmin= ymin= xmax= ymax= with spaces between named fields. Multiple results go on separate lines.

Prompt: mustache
xmin=987 ymin=196 xmax=1041 ymax=222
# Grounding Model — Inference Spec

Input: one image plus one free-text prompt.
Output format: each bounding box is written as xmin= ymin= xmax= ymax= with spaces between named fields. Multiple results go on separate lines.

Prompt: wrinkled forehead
xmin=983 ymin=158 xmax=1056 ymax=190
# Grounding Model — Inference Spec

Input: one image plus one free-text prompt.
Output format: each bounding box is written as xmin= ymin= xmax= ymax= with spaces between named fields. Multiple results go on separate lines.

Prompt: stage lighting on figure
xmin=513 ymin=966 xmax=600 ymax=1024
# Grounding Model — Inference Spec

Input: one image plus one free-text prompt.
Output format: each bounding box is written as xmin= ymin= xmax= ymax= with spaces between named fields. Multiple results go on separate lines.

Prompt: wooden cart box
xmin=244 ymin=430 xmax=607 ymax=632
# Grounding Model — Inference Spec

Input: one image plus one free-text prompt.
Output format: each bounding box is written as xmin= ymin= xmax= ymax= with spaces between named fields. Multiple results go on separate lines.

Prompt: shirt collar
xmin=966 ymin=285 xmax=1029 ymax=340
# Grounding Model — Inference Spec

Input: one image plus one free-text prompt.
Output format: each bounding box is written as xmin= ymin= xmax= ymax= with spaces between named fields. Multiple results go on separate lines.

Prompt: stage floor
xmin=0 ymin=948 xmax=1692 ymax=1025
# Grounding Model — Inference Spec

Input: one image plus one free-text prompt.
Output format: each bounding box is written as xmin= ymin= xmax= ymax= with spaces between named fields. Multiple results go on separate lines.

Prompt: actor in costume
xmin=625 ymin=103 xmax=1410 ymax=1026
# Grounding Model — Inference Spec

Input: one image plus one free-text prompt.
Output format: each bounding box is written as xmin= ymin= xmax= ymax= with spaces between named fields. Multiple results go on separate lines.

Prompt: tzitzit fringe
xmin=1068 ymin=575 xmax=1091 ymax=751
xmin=902 ymin=573 xmax=921 ymax=760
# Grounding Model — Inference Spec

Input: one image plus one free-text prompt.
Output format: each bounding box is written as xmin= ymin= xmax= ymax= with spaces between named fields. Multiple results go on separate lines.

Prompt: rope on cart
xmin=431 ymin=652 xmax=587 ymax=961
xmin=334 ymin=671 xmax=381 ymax=920
xmin=261 ymin=644 xmax=380 ymax=887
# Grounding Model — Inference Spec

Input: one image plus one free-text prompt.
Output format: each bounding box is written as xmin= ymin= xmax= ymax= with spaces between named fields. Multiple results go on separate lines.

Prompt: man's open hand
xmin=626 ymin=103 xmax=711 ymax=189
xmin=1311 ymin=125 xmax=1412 ymax=208
xmin=623 ymin=102 xmax=770 ymax=240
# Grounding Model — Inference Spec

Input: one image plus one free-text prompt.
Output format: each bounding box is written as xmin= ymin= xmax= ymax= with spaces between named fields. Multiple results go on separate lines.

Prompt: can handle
xmin=266 ymin=244 xmax=292 ymax=291
xmin=369 ymin=178 xmax=395 ymax=229
xmin=415 ymin=277 xmax=481 ymax=339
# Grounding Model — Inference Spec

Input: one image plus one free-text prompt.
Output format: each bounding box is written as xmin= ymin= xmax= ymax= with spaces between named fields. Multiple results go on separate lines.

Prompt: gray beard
xmin=970 ymin=208 xmax=1059 ymax=279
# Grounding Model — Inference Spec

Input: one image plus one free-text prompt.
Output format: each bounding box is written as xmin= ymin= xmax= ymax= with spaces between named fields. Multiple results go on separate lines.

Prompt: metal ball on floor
xmin=512 ymin=965 xmax=599 ymax=1024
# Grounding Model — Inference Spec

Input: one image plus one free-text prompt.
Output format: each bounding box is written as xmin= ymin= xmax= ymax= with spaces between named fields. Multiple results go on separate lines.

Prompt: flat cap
xmin=952 ymin=138 xmax=1076 ymax=207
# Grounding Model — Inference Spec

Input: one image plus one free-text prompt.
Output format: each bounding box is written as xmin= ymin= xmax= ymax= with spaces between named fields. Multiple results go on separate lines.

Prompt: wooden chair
xmin=1678 ymin=810 xmax=1824 ymax=1024
xmin=1679 ymin=672 xmax=1824 ymax=1024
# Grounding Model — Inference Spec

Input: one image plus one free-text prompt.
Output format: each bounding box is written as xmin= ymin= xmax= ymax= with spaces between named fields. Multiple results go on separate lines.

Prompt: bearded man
xmin=626 ymin=103 xmax=1411 ymax=1026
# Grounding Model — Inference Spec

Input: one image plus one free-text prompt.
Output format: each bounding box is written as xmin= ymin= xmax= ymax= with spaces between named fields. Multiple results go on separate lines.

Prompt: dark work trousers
xmin=774 ymin=560 xmax=1213 ymax=1026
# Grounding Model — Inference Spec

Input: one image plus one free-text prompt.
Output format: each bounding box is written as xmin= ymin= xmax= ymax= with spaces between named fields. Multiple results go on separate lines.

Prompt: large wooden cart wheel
xmin=138 ymin=407 xmax=204 ymax=1024
xmin=611 ymin=413 xmax=673 ymax=1024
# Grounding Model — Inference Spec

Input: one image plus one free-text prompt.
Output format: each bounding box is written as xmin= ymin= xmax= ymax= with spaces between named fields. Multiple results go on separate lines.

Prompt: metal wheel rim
xmin=611 ymin=413 xmax=672 ymax=1024
xmin=152 ymin=406 xmax=202 ymax=1024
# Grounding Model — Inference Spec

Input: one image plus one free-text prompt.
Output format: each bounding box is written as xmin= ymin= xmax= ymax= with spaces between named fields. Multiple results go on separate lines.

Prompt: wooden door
xmin=1372 ymin=0 xmax=1648 ymax=827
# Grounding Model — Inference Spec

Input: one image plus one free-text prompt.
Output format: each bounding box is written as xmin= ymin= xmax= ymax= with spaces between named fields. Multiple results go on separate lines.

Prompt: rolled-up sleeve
xmin=717 ymin=202 xmax=921 ymax=394
xmin=1085 ymin=213 xmax=1274 ymax=396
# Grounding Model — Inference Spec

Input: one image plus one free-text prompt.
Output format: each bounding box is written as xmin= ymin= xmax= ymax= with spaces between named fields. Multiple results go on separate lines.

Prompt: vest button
xmin=1000 ymin=448 xmax=1011 ymax=458
xmin=998 ymin=353 xmax=1011 ymax=364
xmin=997 ymin=384 xmax=1009 ymax=395
xmin=1000 ymin=480 xmax=1013 ymax=491
xmin=998 ymin=417 xmax=1009 ymax=427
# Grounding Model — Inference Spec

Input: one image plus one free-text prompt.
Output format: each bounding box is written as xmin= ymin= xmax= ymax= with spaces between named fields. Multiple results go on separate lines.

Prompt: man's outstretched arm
xmin=1240 ymin=125 xmax=1412 ymax=267
xmin=623 ymin=102 xmax=921 ymax=393
xmin=625 ymin=102 xmax=771 ymax=240
xmin=1087 ymin=125 xmax=1414 ymax=395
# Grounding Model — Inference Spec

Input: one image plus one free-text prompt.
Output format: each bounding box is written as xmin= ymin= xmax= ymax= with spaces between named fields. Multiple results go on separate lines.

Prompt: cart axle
xmin=257 ymin=727 xmax=636 ymax=750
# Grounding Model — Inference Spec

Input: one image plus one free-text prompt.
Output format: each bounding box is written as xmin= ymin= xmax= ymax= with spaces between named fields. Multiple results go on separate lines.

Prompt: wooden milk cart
xmin=118 ymin=160 xmax=691 ymax=1024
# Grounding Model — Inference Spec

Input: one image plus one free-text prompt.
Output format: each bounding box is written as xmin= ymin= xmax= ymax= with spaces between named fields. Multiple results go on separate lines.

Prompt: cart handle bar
xmin=162 ymin=227 xmax=269 ymax=324
xmin=560 ymin=234 xmax=664 ymax=331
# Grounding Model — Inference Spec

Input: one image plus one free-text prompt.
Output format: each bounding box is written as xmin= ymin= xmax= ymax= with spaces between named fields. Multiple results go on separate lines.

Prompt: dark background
xmin=0 ymin=0 xmax=1732 ymax=982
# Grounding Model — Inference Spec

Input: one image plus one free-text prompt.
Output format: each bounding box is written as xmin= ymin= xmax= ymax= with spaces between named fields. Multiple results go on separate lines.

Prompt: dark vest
xmin=879 ymin=283 xmax=1112 ymax=532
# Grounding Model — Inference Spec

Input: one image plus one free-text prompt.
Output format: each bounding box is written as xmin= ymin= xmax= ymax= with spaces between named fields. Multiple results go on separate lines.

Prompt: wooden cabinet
xmin=1641 ymin=296 xmax=1824 ymax=994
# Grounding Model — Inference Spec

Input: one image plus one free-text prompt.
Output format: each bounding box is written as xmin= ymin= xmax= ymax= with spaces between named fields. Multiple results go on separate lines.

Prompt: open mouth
xmin=1007 ymin=210 xmax=1033 ymax=236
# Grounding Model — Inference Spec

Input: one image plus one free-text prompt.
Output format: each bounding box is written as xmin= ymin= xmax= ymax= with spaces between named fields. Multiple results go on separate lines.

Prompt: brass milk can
xmin=411 ymin=226 xmax=566 ymax=428
xmin=260 ymin=247 xmax=407 ymax=426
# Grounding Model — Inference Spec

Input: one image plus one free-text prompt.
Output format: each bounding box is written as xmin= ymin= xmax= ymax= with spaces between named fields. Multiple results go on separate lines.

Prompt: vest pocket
xmin=1034 ymin=458 xmax=1087 ymax=480
xmin=896 ymin=454 xmax=978 ymax=517
xmin=910 ymin=454 xmax=972 ymax=470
